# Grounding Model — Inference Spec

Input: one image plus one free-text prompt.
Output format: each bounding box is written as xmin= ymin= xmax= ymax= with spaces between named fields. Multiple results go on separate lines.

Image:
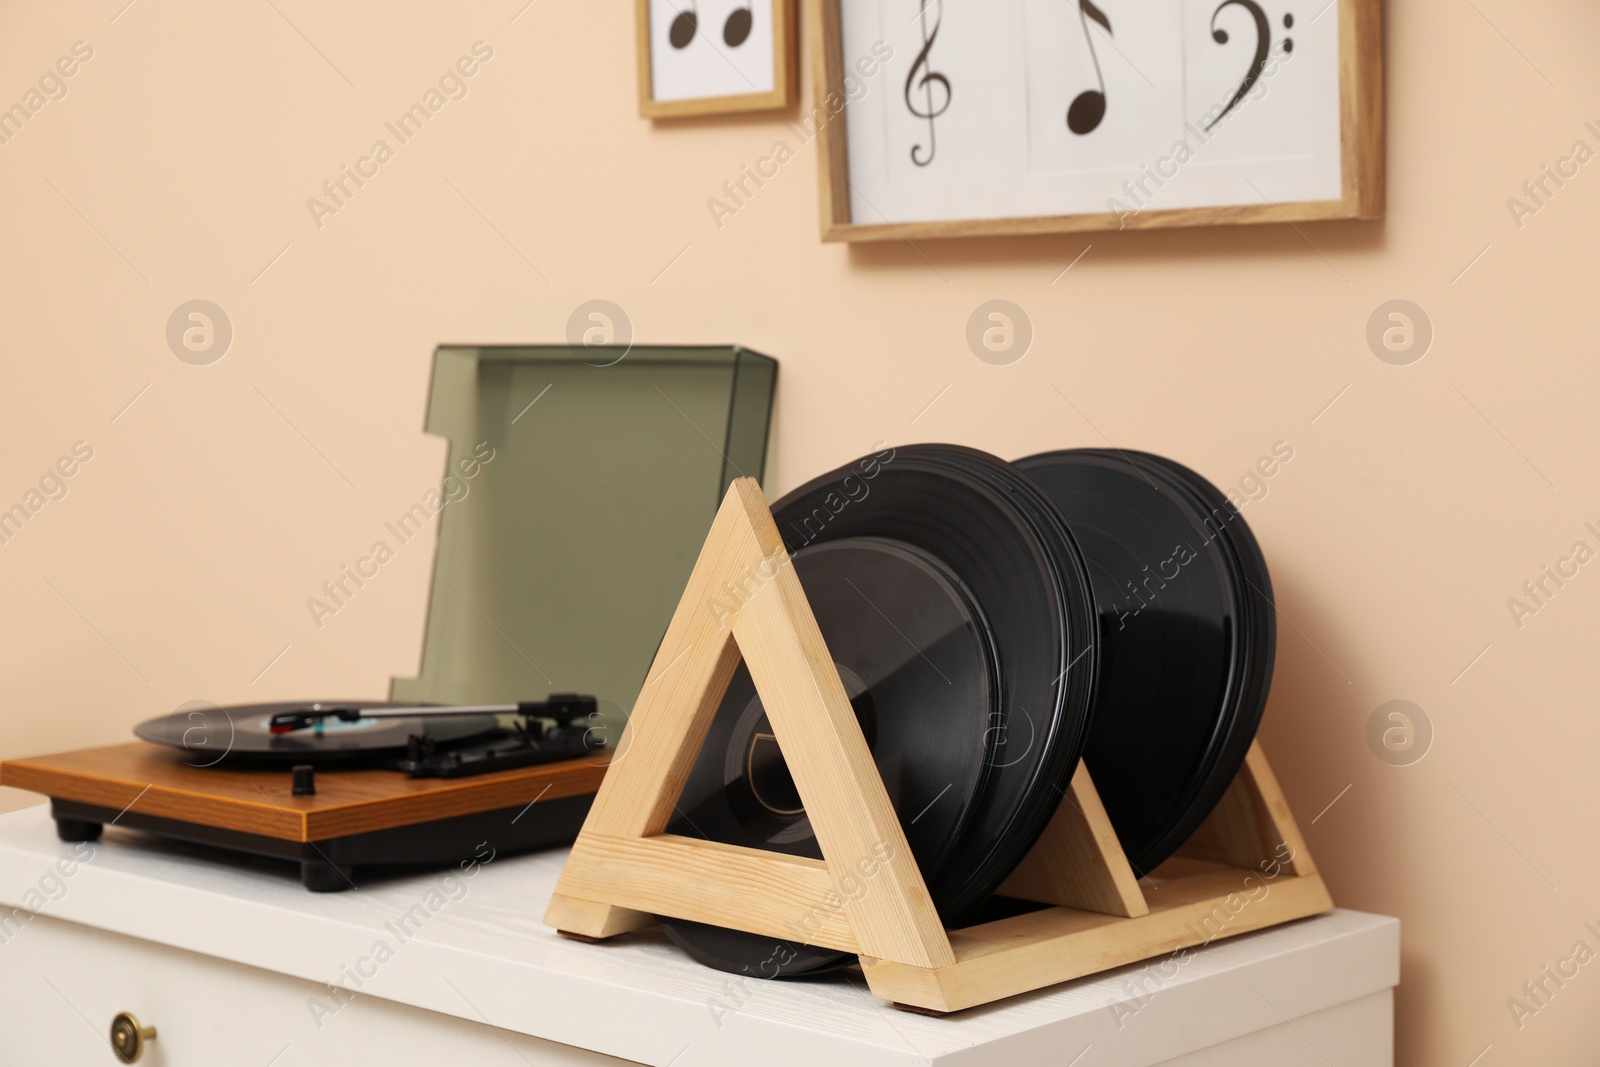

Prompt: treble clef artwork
xmin=904 ymin=0 xmax=951 ymax=167
xmin=819 ymin=0 xmax=1379 ymax=235
xmin=1204 ymin=0 xmax=1293 ymax=129
xmin=1066 ymin=0 xmax=1113 ymax=135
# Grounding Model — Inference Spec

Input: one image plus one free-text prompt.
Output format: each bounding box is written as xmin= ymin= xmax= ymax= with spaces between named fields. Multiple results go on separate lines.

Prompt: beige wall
xmin=3 ymin=2 xmax=1598 ymax=1063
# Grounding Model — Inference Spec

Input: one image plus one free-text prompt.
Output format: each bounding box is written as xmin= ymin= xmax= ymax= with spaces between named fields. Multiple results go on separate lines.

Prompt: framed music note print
xmin=636 ymin=0 xmax=797 ymax=118
xmin=810 ymin=0 xmax=1382 ymax=240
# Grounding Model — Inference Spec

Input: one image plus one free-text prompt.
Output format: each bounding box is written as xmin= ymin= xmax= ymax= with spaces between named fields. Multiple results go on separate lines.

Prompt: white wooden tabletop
xmin=0 ymin=803 xmax=1397 ymax=1067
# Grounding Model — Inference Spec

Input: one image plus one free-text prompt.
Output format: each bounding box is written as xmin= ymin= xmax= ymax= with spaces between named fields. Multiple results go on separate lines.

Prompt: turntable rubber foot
xmin=300 ymin=859 xmax=355 ymax=892
xmin=55 ymin=817 xmax=103 ymax=843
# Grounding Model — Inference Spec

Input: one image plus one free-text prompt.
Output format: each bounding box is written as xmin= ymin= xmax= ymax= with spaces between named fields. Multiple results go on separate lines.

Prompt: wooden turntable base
xmin=1 ymin=743 xmax=608 ymax=891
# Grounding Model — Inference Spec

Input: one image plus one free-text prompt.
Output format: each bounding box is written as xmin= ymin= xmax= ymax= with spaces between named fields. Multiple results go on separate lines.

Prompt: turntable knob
xmin=108 ymin=1011 xmax=155 ymax=1063
xmin=292 ymin=764 xmax=316 ymax=796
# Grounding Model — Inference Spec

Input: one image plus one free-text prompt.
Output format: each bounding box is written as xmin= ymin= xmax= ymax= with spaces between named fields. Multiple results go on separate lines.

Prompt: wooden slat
xmin=547 ymin=485 xmax=761 ymax=939
xmin=1175 ymin=742 xmax=1315 ymax=876
xmin=549 ymin=479 xmax=952 ymax=970
xmin=731 ymin=486 xmax=953 ymax=969
xmin=863 ymin=866 xmax=1333 ymax=1013
xmin=544 ymin=892 xmax=656 ymax=940
xmin=0 ymin=745 xmax=606 ymax=842
xmin=998 ymin=764 xmax=1148 ymax=917
xmin=1340 ymin=0 xmax=1385 ymax=217
xmin=821 ymin=198 xmax=1363 ymax=243
xmin=810 ymin=0 xmax=851 ymax=233
xmin=559 ymin=833 xmax=858 ymax=952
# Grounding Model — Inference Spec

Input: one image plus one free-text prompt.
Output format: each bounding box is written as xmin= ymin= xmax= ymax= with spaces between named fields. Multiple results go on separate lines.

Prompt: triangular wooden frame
xmin=546 ymin=479 xmax=1332 ymax=1013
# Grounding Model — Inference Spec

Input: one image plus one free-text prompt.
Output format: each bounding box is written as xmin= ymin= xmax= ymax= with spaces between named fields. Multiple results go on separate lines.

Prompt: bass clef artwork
xmin=1204 ymin=0 xmax=1294 ymax=130
xmin=1066 ymin=0 xmax=1113 ymax=135
xmin=904 ymin=0 xmax=951 ymax=167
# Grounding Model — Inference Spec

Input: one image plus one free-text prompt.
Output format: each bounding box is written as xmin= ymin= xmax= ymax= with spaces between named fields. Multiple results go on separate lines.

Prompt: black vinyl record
xmin=659 ymin=445 xmax=1098 ymax=977
xmin=661 ymin=537 xmax=994 ymax=977
xmin=1129 ymin=451 xmax=1276 ymax=859
xmin=1015 ymin=449 xmax=1275 ymax=874
xmin=908 ymin=445 xmax=1099 ymax=904
xmin=134 ymin=702 xmax=499 ymax=766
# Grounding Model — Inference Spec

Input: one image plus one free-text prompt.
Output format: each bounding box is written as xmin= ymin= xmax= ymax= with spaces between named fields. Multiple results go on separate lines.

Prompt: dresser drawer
xmin=0 ymin=914 xmax=629 ymax=1066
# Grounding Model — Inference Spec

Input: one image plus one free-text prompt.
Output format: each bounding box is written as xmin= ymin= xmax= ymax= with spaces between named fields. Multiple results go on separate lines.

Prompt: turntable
xmin=0 ymin=345 xmax=779 ymax=892
xmin=2 ymin=699 xmax=609 ymax=891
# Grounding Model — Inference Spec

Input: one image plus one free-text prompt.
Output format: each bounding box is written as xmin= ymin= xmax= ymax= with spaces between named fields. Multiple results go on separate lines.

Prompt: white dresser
xmin=0 ymin=804 xmax=1397 ymax=1065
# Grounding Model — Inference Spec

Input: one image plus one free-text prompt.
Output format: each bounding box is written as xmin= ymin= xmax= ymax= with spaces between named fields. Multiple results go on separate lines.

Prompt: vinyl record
xmin=662 ymin=537 xmax=994 ymax=976
xmin=1128 ymin=451 xmax=1276 ymax=859
xmin=1015 ymin=449 xmax=1274 ymax=873
xmin=908 ymin=445 xmax=1099 ymax=906
xmin=659 ymin=445 xmax=1097 ymax=976
xmin=134 ymin=702 xmax=499 ymax=766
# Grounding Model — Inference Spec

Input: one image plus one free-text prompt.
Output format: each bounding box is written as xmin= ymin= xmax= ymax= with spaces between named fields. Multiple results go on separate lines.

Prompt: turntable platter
xmin=134 ymin=702 xmax=500 ymax=765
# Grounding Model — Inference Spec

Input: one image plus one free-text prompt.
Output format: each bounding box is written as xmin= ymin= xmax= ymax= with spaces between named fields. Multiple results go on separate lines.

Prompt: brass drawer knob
xmin=109 ymin=1012 xmax=156 ymax=1064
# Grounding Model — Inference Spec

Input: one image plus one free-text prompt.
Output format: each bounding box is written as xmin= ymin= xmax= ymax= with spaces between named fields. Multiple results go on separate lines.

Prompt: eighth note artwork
xmin=636 ymin=0 xmax=796 ymax=118
xmin=815 ymin=0 xmax=1382 ymax=240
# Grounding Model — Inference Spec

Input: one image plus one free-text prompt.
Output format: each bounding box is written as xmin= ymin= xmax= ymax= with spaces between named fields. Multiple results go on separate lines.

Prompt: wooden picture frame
xmin=636 ymin=0 xmax=797 ymax=118
xmin=811 ymin=0 xmax=1384 ymax=241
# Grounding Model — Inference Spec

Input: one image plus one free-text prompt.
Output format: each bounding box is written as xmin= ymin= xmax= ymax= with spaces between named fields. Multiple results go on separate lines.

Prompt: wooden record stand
xmin=545 ymin=479 xmax=1332 ymax=1013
